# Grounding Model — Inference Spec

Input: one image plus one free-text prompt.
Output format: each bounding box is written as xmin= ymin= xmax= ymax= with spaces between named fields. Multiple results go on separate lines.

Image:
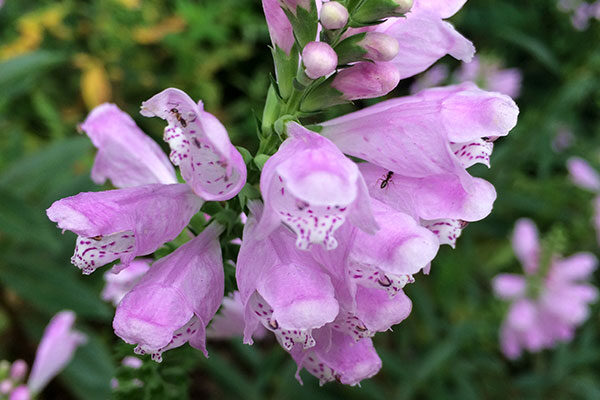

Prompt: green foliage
xmin=0 ymin=0 xmax=599 ymax=399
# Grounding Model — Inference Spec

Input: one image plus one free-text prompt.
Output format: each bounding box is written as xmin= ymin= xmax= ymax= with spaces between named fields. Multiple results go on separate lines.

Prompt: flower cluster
xmin=558 ymin=0 xmax=600 ymax=30
xmin=46 ymin=0 xmax=519 ymax=387
xmin=0 ymin=311 xmax=86 ymax=400
xmin=493 ymin=219 xmax=598 ymax=359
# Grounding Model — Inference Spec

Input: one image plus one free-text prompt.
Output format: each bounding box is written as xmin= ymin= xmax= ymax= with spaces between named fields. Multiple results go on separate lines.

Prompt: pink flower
xmin=206 ymin=291 xmax=267 ymax=340
xmin=567 ymin=157 xmax=600 ymax=244
xmin=262 ymin=0 xmax=295 ymax=54
xmin=101 ymin=259 xmax=151 ymax=306
xmin=456 ymin=56 xmax=522 ymax=98
xmin=27 ymin=311 xmax=86 ymax=394
xmin=80 ymin=103 xmax=178 ymax=188
xmin=492 ymin=219 xmax=598 ymax=359
xmin=46 ymin=184 xmax=203 ymax=274
xmin=113 ymin=224 xmax=224 ymax=362
xmin=141 ymin=88 xmax=247 ymax=201
xmin=377 ymin=0 xmax=474 ymax=80
xmin=320 ymin=82 xmax=518 ymax=246
xmin=256 ymin=122 xmax=377 ymax=250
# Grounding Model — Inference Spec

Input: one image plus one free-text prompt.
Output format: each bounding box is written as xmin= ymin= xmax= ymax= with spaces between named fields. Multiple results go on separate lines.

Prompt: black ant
xmin=170 ymin=108 xmax=187 ymax=128
xmin=379 ymin=171 xmax=394 ymax=189
xmin=91 ymin=235 xmax=103 ymax=241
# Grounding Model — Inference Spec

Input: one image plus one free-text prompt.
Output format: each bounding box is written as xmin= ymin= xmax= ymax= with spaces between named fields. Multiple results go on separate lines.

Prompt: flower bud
xmin=336 ymin=32 xmax=399 ymax=64
xmin=9 ymin=361 xmax=27 ymax=382
xmin=351 ymin=0 xmax=413 ymax=26
xmin=332 ymin=61 xmax=400 ymax=100
xmin=320 ymin=1 xmax=348 ymax=30
xmin=302 ymin=41 xmax=338 ymax=79
xmin=359 ymin=32 xmax=399 ymax=61
xmin=300 ymin=62 xmax=400 ymax=111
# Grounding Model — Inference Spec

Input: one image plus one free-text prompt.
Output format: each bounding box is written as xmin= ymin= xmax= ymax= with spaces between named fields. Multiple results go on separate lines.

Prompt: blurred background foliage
xmin=0 ymin=0 xmax=599 ymax=399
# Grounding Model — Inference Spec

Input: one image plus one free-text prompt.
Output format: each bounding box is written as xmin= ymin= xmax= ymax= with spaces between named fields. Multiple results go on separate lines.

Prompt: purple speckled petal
xmin=46 ymin=184 xmax=203 ymax=274
xmin=422 ymin=218 xmax=465 ymax=248
xmin=257 ymin=123 xmax=377 ymax=250
xmin=80 ymin=103 xmax=177 ymax=188
xmin=141 ymin=88 xmax=246 ymax=201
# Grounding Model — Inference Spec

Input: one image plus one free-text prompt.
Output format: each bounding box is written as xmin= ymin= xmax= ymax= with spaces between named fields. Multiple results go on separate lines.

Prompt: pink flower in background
xmin=492 ymin=219 xmax=598 ymax=359
xmin=101 ymin=259 xmax=151 ymax=306
xmin=1 ymin=312 xmax=86 ymax=399
xmin=206 ymin=291 xmax=267 ymax=340
xmin=567 ymin=157 xmax=600 ymax=244
xmin=410 ymin=64 xmax=449 ymax=94
xmin=456 ymin=56 xmax=522 ymax=99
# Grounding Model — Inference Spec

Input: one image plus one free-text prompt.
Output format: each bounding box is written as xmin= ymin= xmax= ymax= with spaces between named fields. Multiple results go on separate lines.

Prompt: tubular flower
xmin=567 ymin=157 xmax=600 ymax=244
xmin=101 ymin=259 xmax=151 ymax=306
xmin=237 ymin=203 xmax=339 ymax=349
xmin=320 ymin=82 xmax=518 ymax=246
xmin=376 ymin=0 xmax=474 ymax=80
xmin=262 ymin=0 xmax=295 ymax=54
xmin=492 ymin=219 xmax=598 ymax=359
xmin=80 ymin=103 xmax=178 ymax=188
xmin=256 ymin=122 xmax=377 ymax=250
xmin=207 ymin=291 xmax=268 ymax=340
xmin=113 ymin=224 xmax=224 ymax=362
xmin=141 ymin=88 xmax=247 ymax=201
xmin=46 ymin=184 xmax=203 ymax=274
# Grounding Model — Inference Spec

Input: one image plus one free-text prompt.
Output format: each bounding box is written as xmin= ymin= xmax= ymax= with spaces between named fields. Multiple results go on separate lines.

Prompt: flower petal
xmin=512 ymin=218 xmax=540 ymax=274
xmin=492 ymin=273 xmax=527 ymax=300
xmin=46 ymin=184 xmax=203 ymax=274
xmin=80 ymin=103 xmax=177 ymax=188
xmin=378 ymin=10 xmax=474 ymax=80
xmin=141 ymin=88 xmax=246 ymax=201
xmin=567 ymin=157 xmax=600 ymax=192
xmin=28 ymin=311 xmax=87 ymax=394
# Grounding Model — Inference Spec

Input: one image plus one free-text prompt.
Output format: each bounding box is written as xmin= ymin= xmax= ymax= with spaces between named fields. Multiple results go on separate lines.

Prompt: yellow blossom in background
xmin=115 ymin=0 xmax=141 ymax=9
xmin=133 ymin=16 xmax=187 ymax=44
xmin=0 ymin=5 xmax=70 ymax=61
xmin=73 ymin=54 xmax=112 ymax=110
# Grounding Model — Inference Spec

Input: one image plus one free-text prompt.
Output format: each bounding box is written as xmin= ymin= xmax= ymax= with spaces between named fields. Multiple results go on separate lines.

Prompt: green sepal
xmin=238 ymin=183 xmax=262 ymax=210
xmin=272 ymin=45 xmax=299 ymax=101
xmin=335 ymin=32 xmax=369 ymax=64
xmin=253 ymin=154 xmax=271 ymax=171
xmin=299 ymin=75 xmax=347 ymax=112
xmin=282 ymin=0 xmax=319 ymax=49
xmin=261 ymin=85 xmax=282 ymax=138
xmin=350 ymin=0 xmax=408 ymax=26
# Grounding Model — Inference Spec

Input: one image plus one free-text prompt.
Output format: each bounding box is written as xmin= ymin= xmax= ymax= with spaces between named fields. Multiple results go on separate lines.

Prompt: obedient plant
xmin=46 ymin=0 xmax=522 ymax=387
xmin=493 ymin=219 xmax=598 ymax=359
xmin=0 ymin=311 xmax=86 ymax=400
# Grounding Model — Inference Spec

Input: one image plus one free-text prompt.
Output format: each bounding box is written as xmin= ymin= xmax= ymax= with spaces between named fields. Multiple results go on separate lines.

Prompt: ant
xmin=170 ymin=107 xmax=187 ymax=128
xmin=378 ymin=171 xmax=394 ymax=189
xmin=91 ymin=235 xmax=103 ymax=241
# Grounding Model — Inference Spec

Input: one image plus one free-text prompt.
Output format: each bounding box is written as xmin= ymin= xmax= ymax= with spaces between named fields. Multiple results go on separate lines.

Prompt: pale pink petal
xmin=492 ymin=274 xmax=527 ymax=300
xmin=46 ymin=184 xmax=203 ymax=274
xmin=512 ymin=218 xmax=540 ymax=274
xmin=113 ymin=224 xmax=224 ymax=360
xmin=567 ymin=157 xmax=600 ymax=192
xmin=28 ymin=311 xmax=87 ymax=394
xmin=80 ymin=103 xmax=177 ymax=188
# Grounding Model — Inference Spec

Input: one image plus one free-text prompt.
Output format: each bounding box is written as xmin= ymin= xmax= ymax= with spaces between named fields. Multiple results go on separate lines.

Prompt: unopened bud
xmin=300 ymin=61 xmax=400 ymax=111
xmin=9 ymin=361 xmax=27 ymax=382
xmin=302 ymin=41 xmax=338 ymax=79
xmin=351 ymin=0 xmax=414 ymax=26
xmin=320 ymin=2 xmax=349 ymax=30
xmin=359 ymin=32 xmax=399 ymax=61
xmin=332 ymin=61 xmax=400 ymax=100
